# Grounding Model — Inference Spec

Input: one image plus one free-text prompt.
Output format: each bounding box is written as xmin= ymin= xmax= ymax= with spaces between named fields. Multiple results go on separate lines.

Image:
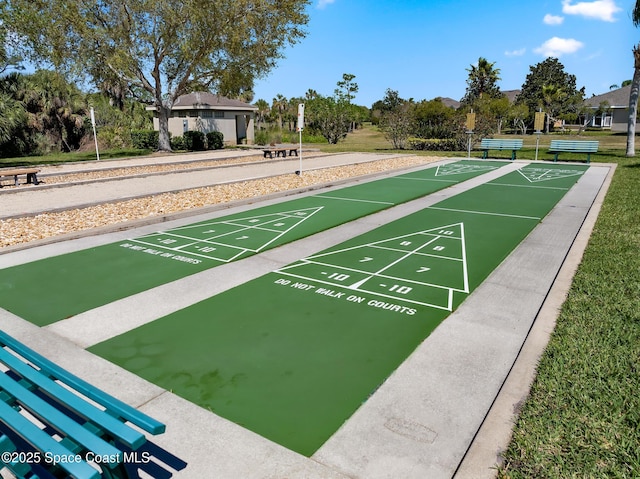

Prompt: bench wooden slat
xmin=0 ymin=168 xmax=40 ymax=175
xmin=0 ymin=168 xmax=40 ymax=186
xmin=0 ymin=401 xmax=101 ymax=479
xmin=480 ymin=139 xmax=523 ymax=160
xmin=548 ymin=140 xmax=599 ymax=163
xmin=0 ymin=371 xmax=122 ymax=465
xmin=0 ymin=331 xmax=165 ymax=437
xmin=0 ymin=347 xmax=145 ymax=450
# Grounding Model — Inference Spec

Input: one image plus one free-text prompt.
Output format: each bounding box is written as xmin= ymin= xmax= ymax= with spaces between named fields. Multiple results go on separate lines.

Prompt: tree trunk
xmin=157 ymin=104 xmax=172 ymax=152
xmin=626 ymin=44 xmax=640 ymax=157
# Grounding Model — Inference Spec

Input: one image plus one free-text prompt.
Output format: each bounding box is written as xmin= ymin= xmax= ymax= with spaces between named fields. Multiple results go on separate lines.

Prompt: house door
xmin=235 ymin=115 xmax=247 ymax=144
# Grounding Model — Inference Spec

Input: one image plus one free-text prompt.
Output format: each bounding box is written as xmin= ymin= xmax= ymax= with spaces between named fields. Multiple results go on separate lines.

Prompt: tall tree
xmin=377 ymin=89 xmax=412 ymax=149
xmin=461 ymin=57 xmax=502 ymax=105
xmin=1 ymin=0 xmax=309 ymax=151
xmin=272 ymin=94 xmax=288 ymax=131
xmin=516 ymin=58 xmax=584 ymax=130
xmin=0 ymin=73 xmax=26 ymax=146
xmin=626 ymin=1 xmax=640 ymax=156
xmin=335 ymin=73 xmax=358 ymax=103
xmin=22 ymin=70 xmax=87 ymax=152
xmin=254 ymin=99 xmax=269 ymax=130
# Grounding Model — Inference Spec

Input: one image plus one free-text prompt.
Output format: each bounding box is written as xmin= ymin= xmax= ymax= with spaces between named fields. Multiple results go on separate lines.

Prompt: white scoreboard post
xmin=90 ymin=107 xmax=100 ymax=161
xmin=534 ymin=109 xmax=545 ymax=161
xmin=296 ymin=103 xmax=304 ymax=175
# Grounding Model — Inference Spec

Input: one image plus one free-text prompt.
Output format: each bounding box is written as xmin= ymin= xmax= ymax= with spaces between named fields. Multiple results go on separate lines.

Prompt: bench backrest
xmin=549 ymin=140 xmax=599 ymax=152
xmin=0 ymin=331 xmax=165 ymax=436
xmin=480 ymin=139 xmax=523 ymax=149
xmin=0 ymin=168 xmax=40 ymax=175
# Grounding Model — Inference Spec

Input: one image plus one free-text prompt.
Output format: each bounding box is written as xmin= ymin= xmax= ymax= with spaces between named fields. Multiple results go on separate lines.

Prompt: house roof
xmin=147 ymin=92 xmax=258 ymax=111
xmin=438 ymin=97 xmax=460 ymax=109
xmin=584 ymin=85 xmax=631 ymax=109
xmin=503 ymin=89 xmax=520 ymax=103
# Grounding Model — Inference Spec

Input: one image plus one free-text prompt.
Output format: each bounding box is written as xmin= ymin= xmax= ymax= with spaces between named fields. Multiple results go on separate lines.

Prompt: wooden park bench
xmin=0 ymin=168 xmax=41 ymax=187
xmin=480 ymin=139 xmax=523 ymax=161
xmin=262 ymin=146 xmax=298 ymax=159
xmin=0 ymin=330 xmax=166 ymax=479
xmin=548 ymin=139 xmax=599 ymax=163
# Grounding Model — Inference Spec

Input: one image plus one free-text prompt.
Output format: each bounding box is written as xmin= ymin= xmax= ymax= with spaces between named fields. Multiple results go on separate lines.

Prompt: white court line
xmin=348 ymin=236 xmax=440 ymax=290
xmin=395 ymin=177 xmax=458 ymax=183
xmin=369 ymin=244 xmax=464 ymax=262
xmin=314 ymin=195 xmax=395 ymax=205
xmin=128 ymin=238 xmax=247 ymax=262
xmin=276 ymin=270 xmax=455 ymax=310
xmin=486 ymin=182 xmax=569 ymax=191
xmin=427 ymin=206 xmax=541 ymax=221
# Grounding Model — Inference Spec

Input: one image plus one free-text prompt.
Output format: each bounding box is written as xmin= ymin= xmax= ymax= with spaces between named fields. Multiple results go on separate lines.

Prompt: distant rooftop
xmin=584 ymin=85 xmax=631 ymax=108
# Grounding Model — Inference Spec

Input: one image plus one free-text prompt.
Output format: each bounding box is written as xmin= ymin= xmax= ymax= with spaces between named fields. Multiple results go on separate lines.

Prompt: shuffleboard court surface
xmin=0 ymin=161 xmax=503 ymax=326
xmin=89 ymin=163 xmax=590 ymax=456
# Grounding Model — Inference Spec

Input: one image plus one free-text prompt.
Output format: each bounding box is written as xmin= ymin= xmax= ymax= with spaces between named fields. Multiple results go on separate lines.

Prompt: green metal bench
xmin=548 ymin=139 xmax=599 ymax=163
xmin=480 ymin=139 xmax=523 ymax=160
xmin=0 ymin=330 xmax=166 ymax=479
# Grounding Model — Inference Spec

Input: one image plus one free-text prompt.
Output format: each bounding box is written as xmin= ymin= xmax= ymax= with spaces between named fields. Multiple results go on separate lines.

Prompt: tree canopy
xmin=461 ymin=57 xmax=502 ymax=105
xmin=1 ymin=0 xmax=310 ymax=150
xmin=516 ymin=57 xmax=584 ymax=129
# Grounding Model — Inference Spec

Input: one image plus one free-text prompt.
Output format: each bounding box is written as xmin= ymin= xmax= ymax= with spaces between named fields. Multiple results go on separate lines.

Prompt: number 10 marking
xmin=388 ymin=284 xmax=413 ymax=294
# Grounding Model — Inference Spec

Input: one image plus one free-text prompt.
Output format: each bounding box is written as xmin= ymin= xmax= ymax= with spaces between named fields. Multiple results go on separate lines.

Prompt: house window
xmin=214 ymin=111 xmax=225 ymax=119
xmin=176 ymin=111 xmax=187 ymax=118
xmin=200 ymin=111 xmax=213 ymax=118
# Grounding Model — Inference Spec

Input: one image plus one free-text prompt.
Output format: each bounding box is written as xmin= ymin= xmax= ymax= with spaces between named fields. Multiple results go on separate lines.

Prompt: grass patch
xmin=497 ymin=157 xmax=640 ymax=478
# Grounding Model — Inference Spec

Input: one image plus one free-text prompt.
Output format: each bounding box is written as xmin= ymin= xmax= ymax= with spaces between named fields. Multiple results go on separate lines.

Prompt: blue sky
xmin=252 ymin=0 xmax=638 ymax=107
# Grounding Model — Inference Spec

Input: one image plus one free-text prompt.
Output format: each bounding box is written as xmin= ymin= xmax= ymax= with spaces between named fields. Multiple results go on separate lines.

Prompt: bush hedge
xmin=170 ymin=135 xmax=185 ymax=151
xmin=131 ymin=130 xmax=159 ymax=150
xmin=183 ymin=131 xmax=206 ymax=151
xmin=206 ymin=131 xmax=224 ymax=150
xmin=408 ymin=137 xmax=464 ymax=151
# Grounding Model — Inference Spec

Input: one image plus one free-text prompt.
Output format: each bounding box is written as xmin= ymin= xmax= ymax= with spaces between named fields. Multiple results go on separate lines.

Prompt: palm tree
xmin=462 ymin=57 xmax=501 ymax=104
xmin=272 ymin=94 xmax=288 ymax=130
xmin=0 ymin=73 xmax=26 ymax=144
xmin=254 ymin=99 xmax=269 ymax=130
xmin=24 ymin=71 xmax=87 ymax=152
xmin=626 ymin=1 xmax=640 ymax=156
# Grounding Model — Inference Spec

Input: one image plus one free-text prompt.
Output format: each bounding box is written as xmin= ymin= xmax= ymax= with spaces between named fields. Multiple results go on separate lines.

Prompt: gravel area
xmin=41 ymin=153 xmax=273 ymax=184
xmin=0 ymin=155 xmax=440 ymax=249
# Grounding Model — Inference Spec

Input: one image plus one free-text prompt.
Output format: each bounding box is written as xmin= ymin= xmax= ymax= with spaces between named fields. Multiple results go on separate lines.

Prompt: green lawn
xmin=497 ymin=155 xmax=640 ymax=478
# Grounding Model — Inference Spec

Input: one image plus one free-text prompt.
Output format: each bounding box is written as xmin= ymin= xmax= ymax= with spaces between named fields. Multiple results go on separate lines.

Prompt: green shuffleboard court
xmin=0 ymin=160 xmax=504 ymax=326
xmin=89 ymin=163 xmax=590 ymax=456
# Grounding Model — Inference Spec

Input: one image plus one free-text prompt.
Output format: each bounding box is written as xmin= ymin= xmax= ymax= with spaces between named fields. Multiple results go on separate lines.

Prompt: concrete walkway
xmin=0 ymin=150 xmax=407 ymax=218
xmin=0 ymin=153 xmax=614 ymax=478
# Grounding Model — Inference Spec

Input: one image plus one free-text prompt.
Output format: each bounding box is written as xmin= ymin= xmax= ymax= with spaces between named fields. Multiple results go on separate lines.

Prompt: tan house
xmin=583 ymin=85 xmax=636 ymax=132
xmin=147 ymin=92 xmax=258 ymax=145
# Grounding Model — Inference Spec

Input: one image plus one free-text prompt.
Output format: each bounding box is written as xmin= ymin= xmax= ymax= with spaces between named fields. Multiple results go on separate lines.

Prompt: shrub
xmin=255 ymin=130 xmax=269 ymax=146
xmin=408 ymin=137 xmax=465 ymax=151
xmin=183 ymin=131 xmax=206 ymax=151
xmin=131 ymin=130 xmax=159 ymax=150
xmin=206 ymin=131 xmax=224 ymax=150
xmin=170 ymin=135 xmax=185 ymax=151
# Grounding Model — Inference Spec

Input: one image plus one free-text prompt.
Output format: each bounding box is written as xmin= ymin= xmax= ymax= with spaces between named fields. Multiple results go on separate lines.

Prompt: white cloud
xmin=544 ymin=13 xmax=565 ymax=25
xmin=505 ymin=48 xmax=526 ymax=57
xmin=561 ymin=0 xmax=621 ymax=22
xmin=317 ymin=0 xmax=336 ymax=8
xmin=534 ymin=37 xmax=584 ymax=57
